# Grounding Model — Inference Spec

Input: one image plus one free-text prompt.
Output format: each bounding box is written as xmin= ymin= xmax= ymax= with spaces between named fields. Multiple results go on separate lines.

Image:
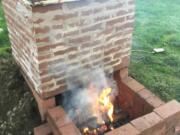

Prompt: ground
xmin=0 ymin=0 xmax=180 ymax=134
xmin=129 ymin=0 xmax=180 ymax=102
xmin=0 ymin=1 xmax=41 ymax=135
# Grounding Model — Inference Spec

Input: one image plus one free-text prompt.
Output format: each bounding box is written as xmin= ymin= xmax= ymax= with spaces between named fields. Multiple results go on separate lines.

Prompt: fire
xmin=98 ymin=87 xmax=114 ymax=122
xmin=83 ymin=86 xmax=115 ymax=135
xmin=83 ymin=127 xmax=89 ymax=134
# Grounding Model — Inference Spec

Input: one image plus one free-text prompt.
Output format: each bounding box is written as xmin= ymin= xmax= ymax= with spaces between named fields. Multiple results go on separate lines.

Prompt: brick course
xmin=3 ymin=0 xmax=135 ymax=98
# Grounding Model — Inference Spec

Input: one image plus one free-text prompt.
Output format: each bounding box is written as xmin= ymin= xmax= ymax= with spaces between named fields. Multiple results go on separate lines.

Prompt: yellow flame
xmin=98 ymin=88 xmax=114 ymax=122
xmin=83 ymin=127 xmax=89 ymax=133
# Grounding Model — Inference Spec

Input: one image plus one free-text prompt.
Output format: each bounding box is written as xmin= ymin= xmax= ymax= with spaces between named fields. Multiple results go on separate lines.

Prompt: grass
xmin=0 ymin=0 xmax=10 ymax=58
xmin=0 ymin=0 xmax=10 ymax=49
xmin=129 ymin=0 xmax=180 ymax=102
xmin=0 ymin=0 xmax=180 ymax=134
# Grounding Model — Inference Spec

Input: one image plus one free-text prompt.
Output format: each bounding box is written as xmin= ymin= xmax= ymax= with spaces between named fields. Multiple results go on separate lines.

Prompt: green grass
xmin=129 ymin=0 xmax=180 ymax=102
xmin=0 ymin=0 xmax=180 ymax=134
xmin=0 ymin=1 xmax=10 ymax=57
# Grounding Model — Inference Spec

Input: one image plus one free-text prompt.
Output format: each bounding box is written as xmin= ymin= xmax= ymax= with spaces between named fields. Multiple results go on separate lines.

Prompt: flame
xmin=98 ymin=88 xmax=114 ymax=122
xmin=83 ymin=127 xmax=89 ymax=134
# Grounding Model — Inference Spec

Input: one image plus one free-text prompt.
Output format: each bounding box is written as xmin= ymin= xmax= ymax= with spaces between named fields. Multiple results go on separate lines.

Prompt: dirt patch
xmin=0 ymin=56 xmax=41 ymax=135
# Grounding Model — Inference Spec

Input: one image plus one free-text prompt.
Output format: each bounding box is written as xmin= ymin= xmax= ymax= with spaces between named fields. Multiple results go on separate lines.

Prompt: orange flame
xmin=98 ymin=88 xmax=114 ymax=122
xmin=83 ymin=127 xmax=89 ymax=134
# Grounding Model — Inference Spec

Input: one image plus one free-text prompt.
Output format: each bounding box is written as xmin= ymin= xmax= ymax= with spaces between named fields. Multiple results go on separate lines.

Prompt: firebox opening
xmin=55 ymin=70 xmax=153 ymax=135
xmin=55 ymin=88 xmax=131 ymax=135
xmin=54 ymin=69 xmax=131 ymax=135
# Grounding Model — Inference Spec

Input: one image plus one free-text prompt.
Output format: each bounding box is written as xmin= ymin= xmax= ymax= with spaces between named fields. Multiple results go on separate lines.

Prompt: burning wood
xmin=77 ymin=86 xmax=130 ymax=135
xmin=80 ymin=111 xmax=129 ymax=135
xmin=98 ymin=88 xmax=114 ymax=122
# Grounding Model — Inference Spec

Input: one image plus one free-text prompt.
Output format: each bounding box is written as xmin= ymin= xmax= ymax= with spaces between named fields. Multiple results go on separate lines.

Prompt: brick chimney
xmin=2 ymin=0 xmax=135 ymax=99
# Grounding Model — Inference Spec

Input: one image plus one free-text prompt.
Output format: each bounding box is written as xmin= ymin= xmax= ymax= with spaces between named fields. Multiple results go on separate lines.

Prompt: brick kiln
xmin=2 ymin=0 xmax=180 ymax=135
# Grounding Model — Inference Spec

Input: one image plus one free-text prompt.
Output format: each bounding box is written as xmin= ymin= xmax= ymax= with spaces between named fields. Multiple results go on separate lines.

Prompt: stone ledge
xmin=105 ymin=123 xmax=140 ymax=135
xmin=34 ymin=123 xmax=52 ymax=135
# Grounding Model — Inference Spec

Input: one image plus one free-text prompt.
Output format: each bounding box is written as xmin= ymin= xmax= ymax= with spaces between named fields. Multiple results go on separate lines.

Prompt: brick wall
xmin=2 ymin=0 xmax=41 ymax=93
xmin=3 ymin=0 xmax=135 ymax=99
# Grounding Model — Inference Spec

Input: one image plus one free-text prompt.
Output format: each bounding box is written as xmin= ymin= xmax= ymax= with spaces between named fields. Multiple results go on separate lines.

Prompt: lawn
xmin=129 ymin=0 xmax=180 ymax=102
xmin=0 ymin=0 xmax=180 ymax=134
xmin=0 ymin=0 xmax=10 ymax=57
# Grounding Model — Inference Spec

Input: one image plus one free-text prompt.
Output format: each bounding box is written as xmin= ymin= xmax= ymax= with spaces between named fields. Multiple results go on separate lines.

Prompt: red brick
xmin=35 ymin=27 xmax=50 ymax=34
xmin=81 ymin=23 xmax=103 ymax=33
xmin=121 ymin=76 xmax=134 ymax=83
xmin=34 ymin=18 xmax=44 ymax=24
xmin=154 ymin=100 xmax=180 ymax=119
xmin=47 ymin=107 xmax=71 ymax=127
xmin=3 ymin=0 xmax=135 ymax=99
xmin=131 ymin=117 xmax=151 ymax=132
xmin=123 ymin=77 xmax=145 ymax=93
xmin=53 ymin=12 xmax=78 ymax=20
xmin=41 ymin=76 xmax=53 ymax=83
xmin=154 ymin=100 xmax=180 ymax=134
xmin=103 ymin=56 xmax=112 ymax=63
xmin=41 ymin=82 xmax=55 ymax=91
xmin=114 ymin=38 xmax=128 ymax=45
xmin=119 ymin=68 xmax=129 ymax=79
xmin=104 ymin=47 xmax=118 ymax=56
xmin=106 ymin=32 xmax=123 ymax=41
xmin=134 ymin=112 xmax=167 ymax=135
xmin=138 ymin=88 xmax=154 ymax=100
xmin=34 ymin=123 xmax=52 ymax=135
xmin=106 ymin=17 xmax=125 ymax=26
xmin=59 ymin=123 xmax=81 ymax=135
xmin=37 ymin=45 xmax=51 ymax=53
xmin=31 ymin=89 xmax=56 ymax=121
xmin=139 ymin=122 xmax=166 ymax=135
xmin=133 ymin=95 xmax=146 ymax=118
xmin=36 ymin=37 xmax=49 ymax=43
xmin=131 ymin=112 xmax=163 ymax=133
xmin=105 ymin=123 xmax=140 ymax=135
xmin=146 ymin=96 xmax=165 ymax=108
xmin=38 ymin=54 xmax=52 ymax=61
xmin=122 ymin=56 xmax=131 ymax=67
xmin=69 ymin=35 xmax=91 ymax=44
xmin=113 ymin=52 xmax=122 ymax=59
xmin=47 ymin=107 xmax=80 ymax=135
xmin=143 ymin=112 xmax=163 ymax=126
xmin=39 ymin=61 xmax=48 ymax=69
xmin=33 ymin=4 xmax=62 ymax=13
xmin=99 ymin=27 xmax=114 ymax=36
xmin=41 ymin=85 xmax=67 ymax=99
xmin=54 ymin=49 xmax=67 ymax=56
xmin=143 ymin=102 xmax=154 ymax=114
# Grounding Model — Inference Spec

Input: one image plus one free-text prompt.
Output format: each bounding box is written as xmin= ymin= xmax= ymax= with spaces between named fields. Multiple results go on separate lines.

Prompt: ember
xmin=78 ymin=87 xmax=130 ymax=135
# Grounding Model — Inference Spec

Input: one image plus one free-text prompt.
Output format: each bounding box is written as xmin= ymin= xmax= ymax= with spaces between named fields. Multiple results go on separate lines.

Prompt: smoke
xmin=45 ymin=0 xmax=119 ymax=127
xmin=55 ymin=65 xmax=118 ymax=128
